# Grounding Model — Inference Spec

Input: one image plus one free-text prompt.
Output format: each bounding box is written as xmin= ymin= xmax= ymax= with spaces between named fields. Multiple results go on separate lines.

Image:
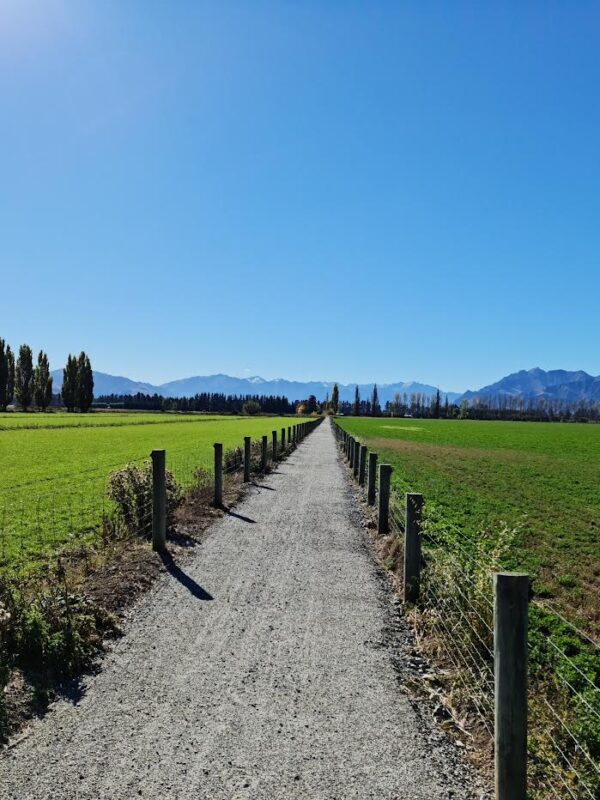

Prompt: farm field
xmin=0 ymin=411 xmax=229 ymax=431
xmin=335 ymin=417 xmax=600 ymax=634
xmin=0 ymin=412 xmax=299 ymax=573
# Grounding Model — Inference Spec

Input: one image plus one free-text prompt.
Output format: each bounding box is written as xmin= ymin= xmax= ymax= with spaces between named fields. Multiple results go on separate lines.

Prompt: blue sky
xmin=1 ymin=1 xmax=599 ymax=392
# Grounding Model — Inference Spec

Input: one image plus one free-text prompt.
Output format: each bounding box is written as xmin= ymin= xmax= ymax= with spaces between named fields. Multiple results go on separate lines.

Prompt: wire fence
xmin=0 ymin=419 xmax=322 ymax=583
xmin=332 ymin=419 xmax=600 ymax=800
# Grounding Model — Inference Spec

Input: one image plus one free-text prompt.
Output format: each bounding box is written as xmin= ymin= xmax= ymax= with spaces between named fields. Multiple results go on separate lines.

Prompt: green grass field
xmin=335 ymin=417 xmax=600 ymax=634
xmin=0 ymin=412 xmax=298 ymax=573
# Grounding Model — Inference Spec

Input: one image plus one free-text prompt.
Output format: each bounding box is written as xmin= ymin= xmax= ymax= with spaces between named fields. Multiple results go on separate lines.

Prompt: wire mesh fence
xmin=0 ymin=418 xmax=322 ymax=581
xmin=332 ymin=418 xmax=600 ymax=799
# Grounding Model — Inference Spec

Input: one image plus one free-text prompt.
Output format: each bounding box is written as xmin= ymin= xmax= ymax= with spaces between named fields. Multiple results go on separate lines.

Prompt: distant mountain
xmin=51 ymin=370 xmax=460 ymax=404
xmin=459 ymin=368 xmax=600 ymax=405
xmin=158 ymin=375 xmax=460 ymax=404
xmin=51 ymin=370 xmax=160 ymax=397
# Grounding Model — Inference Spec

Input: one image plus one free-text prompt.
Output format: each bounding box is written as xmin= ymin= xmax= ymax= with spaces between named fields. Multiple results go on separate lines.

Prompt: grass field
xmin=335 ymin=417 xmax=600 ymax=634
xmin=0 ymin=412 xmax=298 ymax=573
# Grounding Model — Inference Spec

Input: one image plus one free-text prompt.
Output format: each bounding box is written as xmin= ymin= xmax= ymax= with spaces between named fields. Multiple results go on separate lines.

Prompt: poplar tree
xmin=61 ymin=354 xmax=78 ymax=411
xmin=331 ymin=383 xmax=339 ymax=414
xmin=6 ymin=346 xmax=14 ymax=408
xmin=433 ymin=388 xmax=441 ymax=419
xmin=352 ymin=385 xmax=361 ymax=416
xmin=34 ymin=351 xmax=53 ymax=411
xmin=371 ymin=384 xmax=381 ymax=416
xmin=76 ymin=351 xmax=94 ymax=412
xmin=0 ymin=339 xmax=15 ymax=411
xmin=15 ymin=344 xmax=34 ymax=411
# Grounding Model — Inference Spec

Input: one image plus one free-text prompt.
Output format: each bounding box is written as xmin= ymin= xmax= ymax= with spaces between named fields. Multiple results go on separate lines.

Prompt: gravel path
xmin=1 ymin=419 xmax=478 ymax=799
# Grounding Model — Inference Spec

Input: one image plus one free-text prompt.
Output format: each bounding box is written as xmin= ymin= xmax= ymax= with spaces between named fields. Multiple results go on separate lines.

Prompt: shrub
xmin=107 ymin=462 xmax=181 ymax=538
xmin=0 ymin=571 xmax=118 ymax=742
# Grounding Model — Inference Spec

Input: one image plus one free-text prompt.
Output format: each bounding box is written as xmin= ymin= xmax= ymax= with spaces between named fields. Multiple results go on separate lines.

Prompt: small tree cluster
xmin=0 ymin=337 xmax=94 ymax=413
xmin=62 ymin=352 xmax=94 ymax=412
xmin=0 ymin=339 xmax=54 ymax=412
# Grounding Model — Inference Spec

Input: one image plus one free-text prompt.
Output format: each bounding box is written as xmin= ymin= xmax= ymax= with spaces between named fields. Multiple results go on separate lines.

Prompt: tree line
xmin=0 ymin=338 xmax=94 ymax=412
xmin=325 ymin=382 xmax=600 ymax=422
xmin=95 ymin=391 xmax=296 ymax=415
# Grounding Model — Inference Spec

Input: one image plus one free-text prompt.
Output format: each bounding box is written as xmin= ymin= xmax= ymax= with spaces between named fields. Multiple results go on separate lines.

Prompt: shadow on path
xmin=223 ymin=508 xmax=256 ymax=524
xmin=160 ymin=551 xmax=214 ymax=601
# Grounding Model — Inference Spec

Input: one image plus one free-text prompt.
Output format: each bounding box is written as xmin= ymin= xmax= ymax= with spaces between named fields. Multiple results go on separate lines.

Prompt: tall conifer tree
xmin=331 ymin=383 xmax=339 ymax=414
xmin=0 ymin=339 xmax=13 ymax=411
xmin=34 ymin=351 xmax=53 ymax=411
xmin=371 ymin=384 xmax=380 ymax=416
xmin=433 ymin=388 xmax=441 ymax=418
xmin=76 ymin=351 xmax=94 ymax=412
xmin=61 ymin=354 xmax=78 ymax=411
xmin=15 ymin=344 xmax=34 ymax=411
xmin=352 ymin=385 xmax=361 ymax=416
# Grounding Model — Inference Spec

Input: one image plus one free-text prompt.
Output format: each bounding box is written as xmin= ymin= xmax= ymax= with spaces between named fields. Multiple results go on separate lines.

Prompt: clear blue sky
xmin=1 ymin=1 xmax=598 ymax=392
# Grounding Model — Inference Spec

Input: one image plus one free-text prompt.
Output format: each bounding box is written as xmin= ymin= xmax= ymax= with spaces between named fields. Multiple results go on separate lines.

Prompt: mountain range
xmin=459 ymin=368 xmax=600 ymax=405
xmin=50 ymin=367 xmax=600 ymax=406
xmin=50 ymin=371 xmax=460 ymax=404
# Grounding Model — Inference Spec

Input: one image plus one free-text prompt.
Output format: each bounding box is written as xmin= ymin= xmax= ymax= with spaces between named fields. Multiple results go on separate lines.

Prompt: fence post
xmin=261 ymin=435 xmax=268 ymax=472
xmin=213 ymin=443 xmax=223 ymax=507
xmin=378 ymin=464 xmax=392 ymax=535
xmin=281 ymin=427 xmax=286 ymax=451
xmin=349 ymin=437 xmax=354 ymax=466
xmin=272 ymin=430 xmax=278 ymax=461
xmin=494 ymin=572 xmax=529 ymax=800
xmin=353 ymin=441 xmax=360 ymax=478
xmin=368 ymin=452 xmax=378 ymax=504
xmin=151 ymin=449 xmax=166 ymax=551
xmin=404 ymin=493 xmax=423 ymax=602
xmin=243 ymin=436 xmax=251 ymax=482
xmin=359 ymin=445 xmax=367 ymax=486
xmin=288 ymin=426 xmax=292 ymax=446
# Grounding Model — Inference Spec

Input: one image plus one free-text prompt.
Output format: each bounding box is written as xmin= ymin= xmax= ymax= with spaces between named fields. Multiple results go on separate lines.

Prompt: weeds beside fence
xmin=333 ymin=419 xmax=600 ymax=800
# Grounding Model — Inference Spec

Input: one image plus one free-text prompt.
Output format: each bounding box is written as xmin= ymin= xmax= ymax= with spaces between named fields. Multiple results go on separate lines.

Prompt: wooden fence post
xmin=213 ymin=443 xmax=223 ymax=507
xmin=151 ymin=449 xmax=166 ymax=551
xmin=494 ymin=572 xmax=529 ymax=800
xmin=353 ymin=441 xmax=360 ymax=479
xmin=368 ymin=452 xmax=378 ymax=504
xmin=261 ymin=435 xmax=268 ymax=472
xmin=288 ymin=426 xmax=292 ymax=446
xmin=244 ymin=436 xmax=251 ymax=482
xmin=349 ymin=437 xmax=355 ymax=467
xmin=378 ymin=464 xmax=392 ymax=535
xmin=359 ymin=445 xmax=367 ymax=486
xmin=404 ymin=493 xmax=423 ymax=602
xmin=281 ymin=427 xmax=286 ymax=452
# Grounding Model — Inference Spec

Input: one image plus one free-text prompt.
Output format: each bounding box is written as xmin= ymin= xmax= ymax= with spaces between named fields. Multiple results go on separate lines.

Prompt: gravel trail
xmin=1 ymin=419 xmax=478 ymax=799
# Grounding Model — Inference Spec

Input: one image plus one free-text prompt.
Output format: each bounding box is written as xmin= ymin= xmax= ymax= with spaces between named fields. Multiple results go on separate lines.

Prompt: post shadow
xmin=159 ymin=550 xmax=214 ymax=601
